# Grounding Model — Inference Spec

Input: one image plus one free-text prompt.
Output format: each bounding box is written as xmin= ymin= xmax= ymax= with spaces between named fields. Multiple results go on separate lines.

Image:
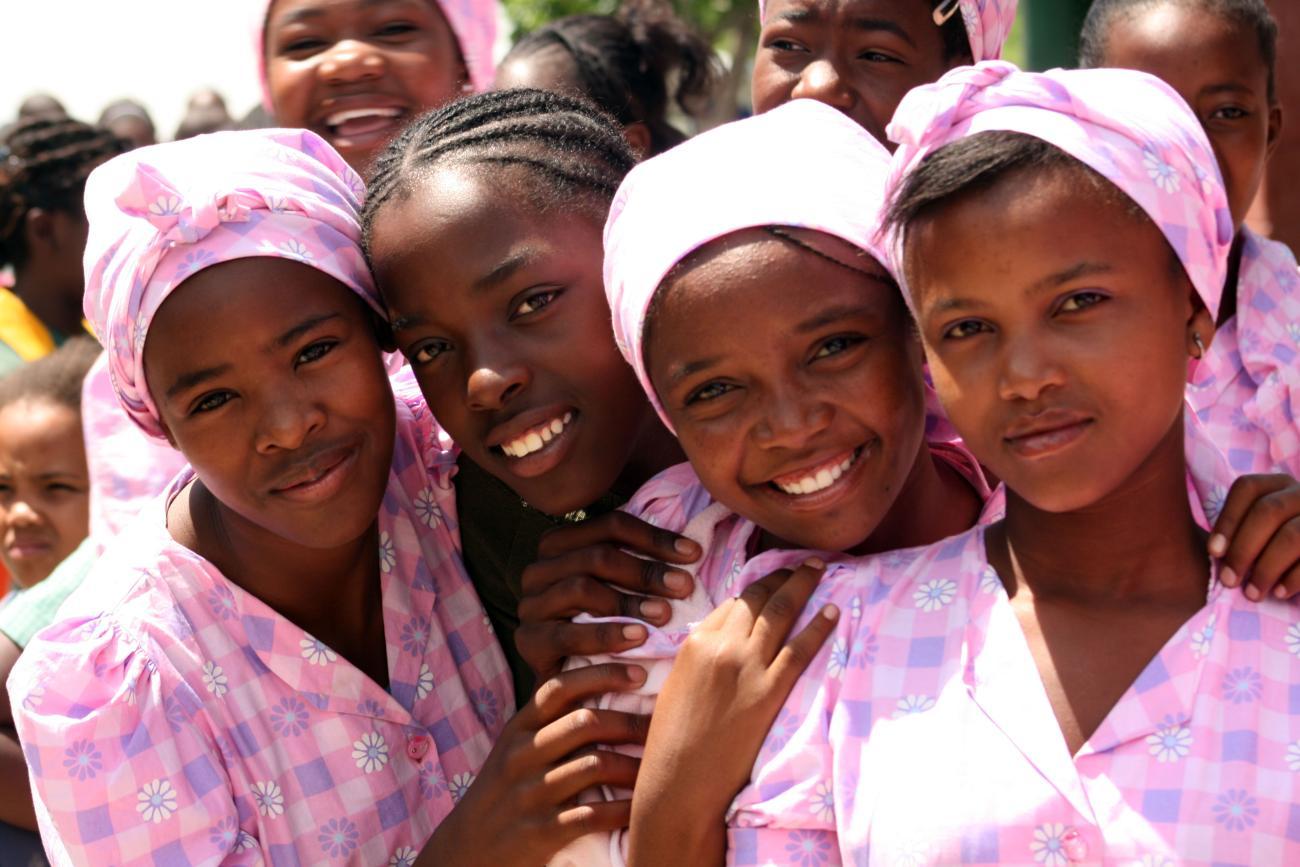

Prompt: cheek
xmin=267 ymin=62 xmax=312 ymax=121
xmin=750 ymin=61 xmax=792 ymax=111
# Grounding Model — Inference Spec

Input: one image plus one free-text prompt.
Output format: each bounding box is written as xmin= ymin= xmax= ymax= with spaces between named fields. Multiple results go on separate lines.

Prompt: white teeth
xmin=501 ymin=413 xmax=575 ymax=459
xmin=325 ymin=107 xmax=402 ymax=126
xmin=774 ymin=451 xmax=859 ymax=496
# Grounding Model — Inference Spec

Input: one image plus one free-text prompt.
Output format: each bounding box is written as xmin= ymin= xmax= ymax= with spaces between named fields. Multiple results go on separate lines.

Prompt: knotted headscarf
xmin=886 ymin=61 xmax=1234 ymax=319
xmin=83 ymin=128 xmax=380 ymax=438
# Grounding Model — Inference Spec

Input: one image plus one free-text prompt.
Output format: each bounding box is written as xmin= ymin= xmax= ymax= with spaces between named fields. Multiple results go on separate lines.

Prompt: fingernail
xmin=1276 ymin=585 xmax=1289 ymax=599
xmin=821 ymin=603 xmax=839 ymax=620
xmin=622 ymin=624 xmax=647 ymax=642
xmin=1221 ymin=566 xmax=1238 ymax=587
xmin=665 ymin=570 xmax=692 ymax=593
xmin=640 ymin=599 xmax=670 ymax=620
xmin=1245 ymin=584 xmax=1261 ymax=601
xmin=804 ymin=557 xmax=826 ymax=570
xmin=1208 ymin=533 xmax=1227 ymax=558
xmin=675 ymin=537 xmax=701 ymax=556
xmin=626 ymin=665 xmax=647 ymax=684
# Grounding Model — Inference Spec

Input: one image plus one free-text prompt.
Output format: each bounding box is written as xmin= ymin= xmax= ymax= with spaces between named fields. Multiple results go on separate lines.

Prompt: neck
xmin=614 ymin=414 xmax=686 ymax=502
xmin=847 ymin=442 xmax=982 ymax=556
xmin=11 ymin=267 xmax=81 ymax=336
xmin=178 ymin=482 xmax=382 ymax=643
xmin=992 ymin=415 xmax=1207 ymax=606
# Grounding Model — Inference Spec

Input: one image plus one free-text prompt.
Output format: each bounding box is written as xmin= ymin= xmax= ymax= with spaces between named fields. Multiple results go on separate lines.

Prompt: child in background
xmin=0 ymin=336 xmax=98 ymax=855
xmin=10 ymin=129 xmax=642 ymax=866
xmin=634 ymin=62 xmax=1300 ymax=865
xmin=362 ymin=90 xmax=692 ymax=702
xmin=495 ymin=0 xmax=719 ymax=157
xmin=252 ymin=0 xmax=498 ymax=174
xmin=0 ymin=118 xmax=124 ymax=374
xmin=751 ymin=0 xmax=1016 ymax=145
xmin=1079 ymin=0 xmax=1300 ymax=482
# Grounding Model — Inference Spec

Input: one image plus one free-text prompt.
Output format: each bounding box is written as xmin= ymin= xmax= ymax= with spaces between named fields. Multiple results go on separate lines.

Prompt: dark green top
xmin=455 ymin=454 xmax=628 ymax=707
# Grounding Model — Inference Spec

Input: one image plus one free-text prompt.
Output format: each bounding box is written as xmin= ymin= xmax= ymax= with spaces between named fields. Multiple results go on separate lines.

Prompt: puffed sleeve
xmin=10 ymin=615 xmax=244 ymax=866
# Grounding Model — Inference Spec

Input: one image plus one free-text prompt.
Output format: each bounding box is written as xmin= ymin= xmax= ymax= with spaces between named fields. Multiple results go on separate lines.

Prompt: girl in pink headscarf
xmin=252 ymin=0 xmax=499 ymax=174
xmin=8 ymin=129 xmax=651 ymax=866
xmin=1079 ymin=0 xmax=1300 ymax=482
xmin=632 ymin=62 xmax=1300 ymax=866
xmin=750 ymin=0 xmax=1017 ymax=145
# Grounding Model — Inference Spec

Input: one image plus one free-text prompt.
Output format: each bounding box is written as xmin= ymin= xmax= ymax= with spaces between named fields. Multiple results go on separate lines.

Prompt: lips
xmin=313 ymin=95 xmax=409 ymax=151
xmin=484 ymin=405 xmax=581 ymax=480
xmin=268 ymin=442 xmax=360 ymax=504
xmin=6 ymin=538 xmax=51 ymax=559
xmin=769 ymin=448 xmax=860 ymax=496
xmin=1003 ymin=409 xmax=1094 ymax=459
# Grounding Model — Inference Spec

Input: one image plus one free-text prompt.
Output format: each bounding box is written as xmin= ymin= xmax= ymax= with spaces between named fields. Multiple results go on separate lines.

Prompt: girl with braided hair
xmin=0 ymin=117 xmax=124 ymax=374
xmin=494 ymin=0 xmax=720 ymax=157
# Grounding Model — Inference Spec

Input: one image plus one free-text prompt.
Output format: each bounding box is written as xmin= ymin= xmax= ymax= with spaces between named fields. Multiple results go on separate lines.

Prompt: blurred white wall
xmin=2 ymin=1 xmax=264 ymax=139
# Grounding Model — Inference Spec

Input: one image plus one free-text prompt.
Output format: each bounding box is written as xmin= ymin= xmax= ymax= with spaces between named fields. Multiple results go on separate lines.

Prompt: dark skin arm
xmin=628 ymin=562 xmax=836 ymax=867
xmin=517 ymin=512 xmax=702 ymax=682
xmin=417 ymin=662 xmax=650 ymax=866
xmin=0 ymin=634 xmax=36 ymax=831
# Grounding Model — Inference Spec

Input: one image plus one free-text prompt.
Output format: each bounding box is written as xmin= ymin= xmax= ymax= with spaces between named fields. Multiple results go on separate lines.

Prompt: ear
xmin=21 ymin=207 xmax=56 ymax=255
xmin=623 ymin=122 xmax=652 ymax=160
xmin=1266 ymin=103 xmax=1284 ymax=161
xmin=1186 ymin=287 xmax=1217 ymax=358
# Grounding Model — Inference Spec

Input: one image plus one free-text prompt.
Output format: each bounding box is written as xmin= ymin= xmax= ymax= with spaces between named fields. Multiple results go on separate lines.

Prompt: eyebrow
xmin=275 ymin=0 xmax=411 ymax=26
xmin=165 ymin=364 xmax=233 ymax=400
xmin=273 ymin=312 xmax=342 ymax=349
xmin=667 ymin=355 xmax=724 ymax=388
xmin=473 ymin=248 xmax=545 ymax=294
xmin=1201 ymin=82 xmax=1256 ymax=97
xmin=390 ymin=311 xmax=428 ymax=332
xmin=927 ymin=261 xmax=1115 ymax=316
xmin=794 ymin=303 xmax=878 ymax=334
xmin=774 ymin=8 xmax=915 ymax=46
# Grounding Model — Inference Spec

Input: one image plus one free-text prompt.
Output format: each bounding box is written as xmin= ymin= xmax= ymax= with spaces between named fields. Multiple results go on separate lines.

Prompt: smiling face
xmin=368 ymin=166 xmax=661 ymax=515
xmin=143 ymin=257 xmax=395 ymax=549
xmin=905 ymin=166 xmax=1212 ymax=513
xmin=646 ymin=228 xmax=927 ymax=552
xmin=264 ymin=0 xmax=467 ymax=174
xmin=1096 ymin=2 xmax=1281 ymax=228
xmin=0 ymin=399 xmax=89 ymax=588
xmin=751 ymin=0 xmax=960 ymax=145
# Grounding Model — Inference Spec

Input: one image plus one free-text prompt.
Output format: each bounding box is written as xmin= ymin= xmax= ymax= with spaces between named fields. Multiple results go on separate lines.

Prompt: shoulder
xmin=623 ymin=462 xmax=719 ymax=533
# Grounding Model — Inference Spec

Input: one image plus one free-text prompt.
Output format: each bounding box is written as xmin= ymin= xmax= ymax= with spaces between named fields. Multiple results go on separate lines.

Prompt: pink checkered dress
xmin=9 ymin=390 xmax=511 ymax=866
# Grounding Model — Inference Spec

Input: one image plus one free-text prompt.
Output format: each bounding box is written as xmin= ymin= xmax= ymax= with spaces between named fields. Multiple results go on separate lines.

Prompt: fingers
xmin=517 ymin=574 xmax=672 ymax=625
xmin=527 ymin=664 xmax=648 ymax=728
xmin=1214 ymin=477 xmax=1300 ymax=597
xmin=771 ymin=603 xmax=840 ymax=691
xmin=522 ymin=543 xmax=695 ymax=601
xmin=536 ymin=512 xmax=702 ymax=564
xmin=1240 ymin=516 xmax=1300 ymax=600
xmin=535 ymin=708 xmax=653 ymax=761
xmin=516 ymin=621 xmax=651 ymax=680
xmin=1211 ymin=474 xmax=1291 ymax=573
xmin=553 ymin=800 xmax=633 ymax=842
xmin=722 ymin=568 xmax=787 ymax=632
xmin=751 ymin=560 xmax=826 ymax=659
xmin=541 ymin=749 xmax=641 ymax=803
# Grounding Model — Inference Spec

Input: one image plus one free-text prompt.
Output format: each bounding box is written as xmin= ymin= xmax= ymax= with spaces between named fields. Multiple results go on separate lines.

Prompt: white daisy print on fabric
xmin=1145 ymin=719 xmax=1192 ymax=763
xmin=148 ymin=195 xmax=182 ymax=217
xmin=390 ymin=847 xmax=418 ymax=867
xmin=252 ymin=781 xmax=285 ymax=818
xmin=827 ymin=637 xmax=850 ymax=680
xmin=416 ymin=663 xmax=435 ymax=701
xmin=300 ymin=636 xmax=338 ymax=666
xmin=1143 ymin=147 xmax=1181 ymax=194
xmin=137 ymin=779 xmax=178 ymax=823
xmin=414 ymin=489 xmax=443 ymax=528
xmin=1285 ymin=623 xmax=1300 ymax=658
xmin=202 ymin=661 xmax=228 ymax=698
xmin=277 ymin=239 xmax=314 ymax=262
xmin=379 ymin=531 xmax=396 ymax=573
xmin=808 ymin=781 xmax=835 ymax=822
xmin=1030 ymin=823 xmax=1071 ymax=866
xmin=892 ymin=695 xmax=936 ymax=718
xmin=449 ymin=772 xmax=476 ymax=802
xmin=353 ymin=732 xmax=390 ymax=774
xmin=1191 ymin=615 xmax=1216 ymax=658
xmin=913 ymin=579 xmax=957 ymax=612
xmin=1286 ymin=740 xmax=1300 ymax=772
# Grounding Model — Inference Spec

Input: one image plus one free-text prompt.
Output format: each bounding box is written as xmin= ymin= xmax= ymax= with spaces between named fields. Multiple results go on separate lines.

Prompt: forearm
xmin=0 ymin=728 xmax=37 ymax=831
xmin=627 ymin=768 xmax=729 ymax=867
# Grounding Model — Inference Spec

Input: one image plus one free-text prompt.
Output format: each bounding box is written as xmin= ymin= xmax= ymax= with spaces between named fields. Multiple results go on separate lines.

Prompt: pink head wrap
xmin=604 ymin=99 xmax=894 ymax=432
xmin=886 ymin=61 xmax=1234 ymax=320
xmin=251 ymin=0 xmax=499 ymax=113
xmin=83 ymin=128 xmax=381 ymax=439
xmin=757 ymin=0 xmax=1018 ymax=63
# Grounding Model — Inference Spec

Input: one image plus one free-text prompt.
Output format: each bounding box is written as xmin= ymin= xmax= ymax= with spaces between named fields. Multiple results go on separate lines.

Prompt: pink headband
xmin=887 ymin=61 xmax=1233 ymax=320
xmin=604 ymin=99 xmax=895 ymax=432
xmin=252 ymin=0 xmax=498 ymax=113
xmin=83 ymin=128 xmax=381 ymax=439
xmin=757 ymin=0 xmax=1017 ymax=63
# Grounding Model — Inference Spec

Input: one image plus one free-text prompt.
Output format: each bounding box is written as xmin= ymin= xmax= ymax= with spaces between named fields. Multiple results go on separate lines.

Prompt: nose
xmin=997 ymin=332 xmax=1067 ymax=403
xmin=791 ymin=59 xmax=855 ymax=112
xmin=317 ymin=39 xmax=386 ymax=86
xmin=753 ymin=384 xmax=834 ymax=450
xmin=466 ymin=352 xmax=531 ymax=413
xmin=6 ymin=498 xmax=40 ymax=527
xmin=254 ymin=387 xmax=327 ymax=454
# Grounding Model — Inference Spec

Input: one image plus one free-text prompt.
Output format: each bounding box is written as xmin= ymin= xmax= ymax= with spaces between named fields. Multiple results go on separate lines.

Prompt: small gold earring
xmin=1191 ymin=332 xmax=1205 ymax=359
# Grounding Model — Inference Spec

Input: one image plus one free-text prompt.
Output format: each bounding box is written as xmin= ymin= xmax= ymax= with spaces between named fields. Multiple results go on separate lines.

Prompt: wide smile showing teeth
xmin=501 ymin=412 xmax=574 ymax=459
xmin=771 ymin=448 xmax=861 ymax=496
xmin=324 ymin=107 xmax=403 ymax=134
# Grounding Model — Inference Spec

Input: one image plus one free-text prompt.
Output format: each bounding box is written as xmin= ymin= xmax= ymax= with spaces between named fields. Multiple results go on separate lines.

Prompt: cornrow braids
xmin=362 ymin=88 xmax=636 ymax=254
xmin=0 ymin=117 xmax=127 ymax=270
